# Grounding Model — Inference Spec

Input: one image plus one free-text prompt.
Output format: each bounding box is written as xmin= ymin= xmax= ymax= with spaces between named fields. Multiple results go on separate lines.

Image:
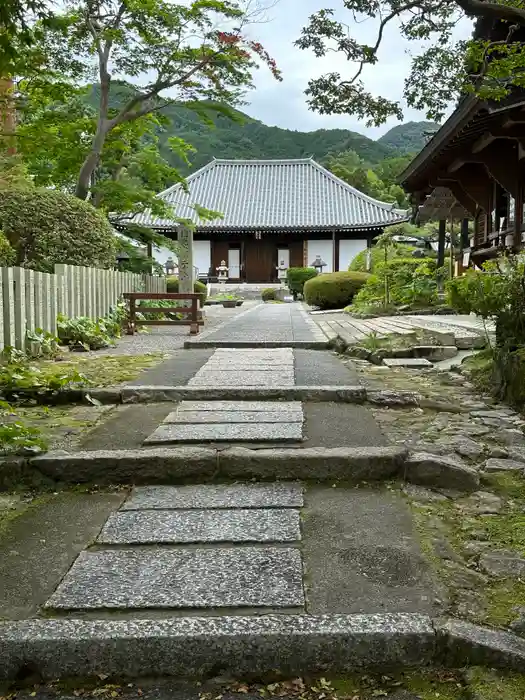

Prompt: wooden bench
xmin=123 ymin=292 xmax=203 ymax=336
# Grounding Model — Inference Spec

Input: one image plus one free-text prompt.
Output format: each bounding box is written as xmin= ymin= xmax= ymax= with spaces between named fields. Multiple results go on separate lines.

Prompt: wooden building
xmin=400 ymin=92 xmax=525 ymax=268
xmin=130 ymin=158 xmax=407 ymax=282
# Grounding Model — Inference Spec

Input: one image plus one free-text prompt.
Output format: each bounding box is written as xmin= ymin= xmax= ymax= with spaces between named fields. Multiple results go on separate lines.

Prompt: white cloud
xmin=241 ymin=0 xmax=472 ymax=137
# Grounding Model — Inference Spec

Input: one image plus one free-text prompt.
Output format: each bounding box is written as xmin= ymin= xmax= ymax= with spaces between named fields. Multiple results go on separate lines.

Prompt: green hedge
xmin=166 ymin=276 xmax=207 ymax=306
xmin=0 ymin=188 xmax=117 ymax=272
xmin=261 ymin=288 xmax=277 ymax=301
xmin=303 ymin=271 xmax=370 ymax=310
xmin=286 ymin=267 xmax=318 ymax=298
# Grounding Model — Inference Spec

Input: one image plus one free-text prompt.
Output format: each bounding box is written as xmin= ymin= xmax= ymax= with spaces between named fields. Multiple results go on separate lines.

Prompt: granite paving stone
xmin=188 ymin=372 xmax=295 ymax=386
xmin=97 ymin=508 xmax=301 ymax=544
xmin=144 ymin=422 xmax=303 ymax=444
xmin=165 ymin=410 xmax=303 ymax=424
xmin=176 ymin=401 xmax=302 ymax=412
xmin=122 ymin=483 xmax=304 ymax=510
xmin=45 ymin=547 xmax=305 ymax=610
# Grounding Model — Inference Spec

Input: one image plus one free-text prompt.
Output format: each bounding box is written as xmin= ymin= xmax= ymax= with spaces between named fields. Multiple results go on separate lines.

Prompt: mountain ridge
xmin=87 ymin=83 xmax=440 ymax=172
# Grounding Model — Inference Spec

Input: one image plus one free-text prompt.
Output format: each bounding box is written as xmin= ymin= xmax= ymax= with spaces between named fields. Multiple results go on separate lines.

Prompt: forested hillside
xmin=87 ymin=84 xmax=439 ymax=174
xmin=378 ymin=121 xmax=439 ymax=154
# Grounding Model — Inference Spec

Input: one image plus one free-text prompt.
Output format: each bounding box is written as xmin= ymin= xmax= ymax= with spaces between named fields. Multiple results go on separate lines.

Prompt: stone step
xmin=30 ymin=445 xmax=406 ymax=483
xmin=1 ymin=614 xmax=523 ymax=680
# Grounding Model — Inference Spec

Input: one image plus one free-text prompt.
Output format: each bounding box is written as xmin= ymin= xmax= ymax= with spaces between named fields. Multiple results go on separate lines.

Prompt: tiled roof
xmin=131 ymin=158 xmax=408 ymax=230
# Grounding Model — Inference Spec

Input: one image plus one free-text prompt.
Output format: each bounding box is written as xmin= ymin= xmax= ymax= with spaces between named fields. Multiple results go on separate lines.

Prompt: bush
xmin=166 ymin=276 xmax=207 ymax=306
xmin=286 ymin=267 xmax=317 ymax=299
xmin=261 ymin=288 xmax=277 ymax=301
xmin=352 ymin=257 xmax=440 ymax=310
xmin=0 ymin=231 xmax=15 ymax=266
xmin=303 ymin=271 xmax=370 ymax=310
xmin=57 ymin=313 xmax=122 ymax=351
xmin=0 ymin=188 xmax=117 ymax=272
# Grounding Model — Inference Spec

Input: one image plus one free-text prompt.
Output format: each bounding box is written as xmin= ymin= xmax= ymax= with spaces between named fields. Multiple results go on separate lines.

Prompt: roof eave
xmin=398 ymin=95 xmax=483 ymax=188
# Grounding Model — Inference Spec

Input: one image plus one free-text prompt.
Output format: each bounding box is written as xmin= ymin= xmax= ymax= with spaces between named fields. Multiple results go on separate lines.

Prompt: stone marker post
xmin=177 ymin=225 xmax=198 ymax=333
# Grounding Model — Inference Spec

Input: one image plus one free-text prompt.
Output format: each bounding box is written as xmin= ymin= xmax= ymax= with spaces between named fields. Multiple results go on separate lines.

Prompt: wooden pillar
xmin=333 ymin=231 xmax=339 ymax=272
xmin=514 ymin=181 xmax=523 ymax=250
xmin=460 ymin=218 xmax=470 ymax=250
xmin=437 ymin=219 xmax=446 ymax=269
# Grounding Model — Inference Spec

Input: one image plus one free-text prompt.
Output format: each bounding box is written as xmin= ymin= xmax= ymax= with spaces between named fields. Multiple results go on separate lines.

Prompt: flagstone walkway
xmin=185 ymin=302 xmax=327 ymax=347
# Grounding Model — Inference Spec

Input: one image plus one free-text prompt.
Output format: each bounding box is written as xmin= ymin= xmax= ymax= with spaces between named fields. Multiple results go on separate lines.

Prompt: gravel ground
xmin=91 ymin=301 xmax=261 ymax=357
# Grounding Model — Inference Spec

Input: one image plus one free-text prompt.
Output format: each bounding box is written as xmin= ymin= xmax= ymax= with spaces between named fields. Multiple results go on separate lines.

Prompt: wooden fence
xmin=0 ymin=264 xmax=166 ymax=351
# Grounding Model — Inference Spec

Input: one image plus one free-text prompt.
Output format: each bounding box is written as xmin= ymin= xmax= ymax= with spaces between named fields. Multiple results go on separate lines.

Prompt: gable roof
xmin=130 ymin=158 xmax=408 ymax=231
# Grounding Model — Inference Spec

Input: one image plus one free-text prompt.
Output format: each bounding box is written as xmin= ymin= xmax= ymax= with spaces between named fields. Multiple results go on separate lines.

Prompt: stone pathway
xmin=185 ymin=302 xmax=327 ymax=347
xmin=46 ymin=483 xmax=305 ymax=613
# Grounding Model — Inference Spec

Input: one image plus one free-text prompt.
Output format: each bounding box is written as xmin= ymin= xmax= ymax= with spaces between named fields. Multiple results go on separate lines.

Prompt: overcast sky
xmin=239 ymin=0 xmax=472 ymax=138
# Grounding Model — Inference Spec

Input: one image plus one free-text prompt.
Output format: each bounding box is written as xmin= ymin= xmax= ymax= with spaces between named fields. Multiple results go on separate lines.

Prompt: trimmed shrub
xmin=0 ymin=230 xmax=15 ymax=266
xmin=0 ymin=188 xmax=117 ymax=272
xmin=166 ymin=276 xmax=207 ymax=306
xmin=261 ymin=288 xmax=277 ymax=301
xmin=303 ymin=271 xmax=370 ymax=310
xmin=286 ymin=267 xmax=317 ymax=299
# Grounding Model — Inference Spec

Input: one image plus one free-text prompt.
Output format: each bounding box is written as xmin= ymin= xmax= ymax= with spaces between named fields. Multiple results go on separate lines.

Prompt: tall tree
xmin=30 ymin=0 xmax=281 ymax=200
xmin=296 ymin=0 xmax=525 ymax=125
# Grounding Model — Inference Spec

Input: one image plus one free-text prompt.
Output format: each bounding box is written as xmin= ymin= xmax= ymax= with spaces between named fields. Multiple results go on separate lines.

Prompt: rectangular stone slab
xmin=144 ymin=422 xmax=303 ymax=444
xmin=177 ymin=401 xmax=302 ymax=412
xmin=98 ymin=509 xmax=301 ymax=544
xmin=382 ymin=358 xmax=433 ymax=368
xmin=45 ymin=547 xmax=304 ymax=610
xmin=188 ymin=372 xmax=295 ymax=387
xmin=164 ymin=410 xmax=303 ymax=424
xmin=122 ymin=483 xmax=304 ymax=510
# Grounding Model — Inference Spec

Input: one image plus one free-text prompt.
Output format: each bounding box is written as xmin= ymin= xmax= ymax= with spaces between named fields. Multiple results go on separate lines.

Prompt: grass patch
xmin=37 ymin=353 xmax=166 ymax=387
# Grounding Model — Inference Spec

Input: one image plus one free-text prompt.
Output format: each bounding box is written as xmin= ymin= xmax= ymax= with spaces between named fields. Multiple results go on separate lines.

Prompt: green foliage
xmin=20 ymin=1 xmax=282 ymax=201
xmin=165 ymin=277 xmax=207 ymax=306
xmin=448 ymin=256 xmax=525 ymax=409
xmin=353 ymin=257 xmax=440 ymax=309
xmin=350 ymin=243 xmax=416 ymax=272
xmin=0 ymin=398 xmax=47 ymax=454
xmin=0 ymin=188 xmax=117 ymax=272
xmin=286 ymin=267 xmax=318 ymax=299
xmin=446 ymin=266 xmax=506 ymax=319
xmin=57 ymin=313 xmax=122 ymax=351
xmin=324 ymin=151 xmax=414 ymax=207
xmin=261 ymin=288 xmax=277 ymax=301
xmin=25 ymin=328 xmax=61 ymax=358
xmin=0 ymin=354 xmax=88 ymax=407
xmin=0 ymin=231 xmax=16 ymax=266
xmin=303 ymin=271 xmax=370 ymax=310
xmin=296 ymin=0 xmax=525 ymax=125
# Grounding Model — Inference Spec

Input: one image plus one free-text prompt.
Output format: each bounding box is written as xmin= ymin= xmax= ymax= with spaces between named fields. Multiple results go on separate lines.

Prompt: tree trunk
xmin=0 ymin=77 xmax=16 ymax=155
xmin=75 ymin=124 xmax=108 ymax=200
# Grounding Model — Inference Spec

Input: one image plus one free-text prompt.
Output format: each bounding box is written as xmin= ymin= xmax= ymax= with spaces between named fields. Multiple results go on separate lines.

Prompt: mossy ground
xmin=38 ymin=352 xmax=166 ymax=387
xmin=404 ymin=464 xmax=525 ymax=627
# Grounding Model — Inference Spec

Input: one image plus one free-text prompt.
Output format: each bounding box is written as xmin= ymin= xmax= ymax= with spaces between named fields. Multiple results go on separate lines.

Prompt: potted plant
xmin=216 ymin=293 xmax=239 ymax=308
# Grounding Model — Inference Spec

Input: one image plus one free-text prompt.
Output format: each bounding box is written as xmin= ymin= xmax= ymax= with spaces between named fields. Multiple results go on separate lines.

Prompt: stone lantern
xmin=216 ymin=260 xmax=229 ymax=286
xmin=310 ymin=255 xmax=327 ymax=275
xmin=164 ymin=257 xmax=176 ymax=276
xmin=276 ymin=258 xmax=288 ymax=283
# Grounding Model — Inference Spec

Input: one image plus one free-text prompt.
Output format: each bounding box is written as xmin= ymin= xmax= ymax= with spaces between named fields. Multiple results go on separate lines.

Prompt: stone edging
xmin=22 ymin=445 xmax=406 ymax=484
xmin=0 ymin=614 xmax=524 ymax=679
xmin=12 ymin=385 xmax=469 ymax=412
